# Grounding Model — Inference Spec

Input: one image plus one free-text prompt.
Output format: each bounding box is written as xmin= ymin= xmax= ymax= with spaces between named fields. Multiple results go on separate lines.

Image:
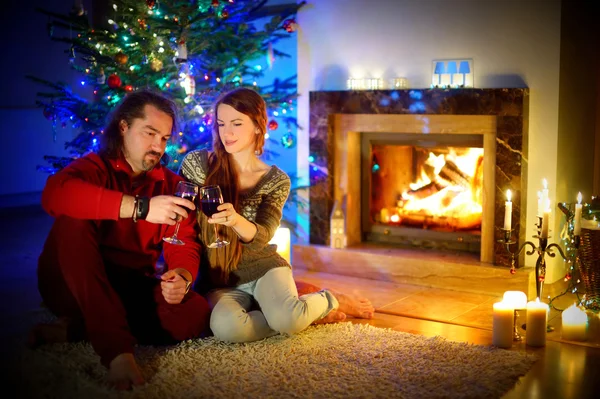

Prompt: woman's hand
xmin=208 ymin=202 xmax=239 ymax=227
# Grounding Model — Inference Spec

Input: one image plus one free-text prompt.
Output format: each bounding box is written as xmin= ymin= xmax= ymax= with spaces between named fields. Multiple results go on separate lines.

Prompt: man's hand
xmin=146 ymin=195 xmax=195 ymax=225
xmin=160 ymin=270 xmax=189 ymax=304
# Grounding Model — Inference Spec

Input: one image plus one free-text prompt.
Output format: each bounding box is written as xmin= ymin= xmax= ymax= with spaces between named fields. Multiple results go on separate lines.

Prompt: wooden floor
xmin=293 ymin=269 xmax=600 ymax=398
xmin=1 ymin=208 xmax=600 ymax=397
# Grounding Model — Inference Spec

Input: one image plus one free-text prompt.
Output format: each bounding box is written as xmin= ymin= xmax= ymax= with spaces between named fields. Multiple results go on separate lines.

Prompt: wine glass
xmin=199 ymin=185 xmax=230 ymax=248
xmin=163 ymin=181 xmax=199 ymax=245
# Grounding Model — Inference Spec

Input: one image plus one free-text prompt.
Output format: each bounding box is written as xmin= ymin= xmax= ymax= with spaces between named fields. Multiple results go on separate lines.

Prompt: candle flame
xmin=577 ymin=192 xmax=582 ymax=204
xmin=506 ymin=189 xmax=512 ymax=202
xmin=543 ymin=179 xmax=548 ymax=189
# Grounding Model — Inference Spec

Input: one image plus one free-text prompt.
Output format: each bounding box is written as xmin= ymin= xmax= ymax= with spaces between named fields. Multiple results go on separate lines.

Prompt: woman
xmin=180 ymin=88 xmax=373 ymax=343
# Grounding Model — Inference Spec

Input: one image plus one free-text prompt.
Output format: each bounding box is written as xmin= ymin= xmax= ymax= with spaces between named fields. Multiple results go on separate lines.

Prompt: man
xmin=32 ymin=90 xmax=210 ymax=390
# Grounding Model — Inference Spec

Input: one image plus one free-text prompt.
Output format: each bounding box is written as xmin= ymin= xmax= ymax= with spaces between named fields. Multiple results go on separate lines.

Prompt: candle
xmin=574 ymin=192 xmax=582 ymax=236
xmin=493 ymin=301 xmax=514 ymax=348
xmin=561 ymin=304 xmax=587 ymax=341
xmin=541 ymin=200 xmax=551 ymax=238
xmin=537 ymin=191 xmax=542 ymax=217
xmin=503 ymin=291 xmax=527 ymax=310
xmin=526 ymin=298 xmax=548 ymax=347
xmin=504 ymin=190 xmax=512 ymax=230
xmin=269 ymin=227 xmax=291 ymax=264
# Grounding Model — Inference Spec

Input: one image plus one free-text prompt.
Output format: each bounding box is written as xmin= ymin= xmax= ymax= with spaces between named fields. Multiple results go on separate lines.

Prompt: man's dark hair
xmin=99 ymin=90 xmax=179 ymax=158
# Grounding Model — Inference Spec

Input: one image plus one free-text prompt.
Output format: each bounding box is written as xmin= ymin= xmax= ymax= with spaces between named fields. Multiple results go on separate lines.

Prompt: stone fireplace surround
xmin=291 ymin=89 xmax=534 ymax=296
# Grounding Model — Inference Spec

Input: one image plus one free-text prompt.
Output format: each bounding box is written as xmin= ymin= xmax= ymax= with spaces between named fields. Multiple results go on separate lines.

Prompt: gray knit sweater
xmin=180 ymin=149 xmax=291 ymax=287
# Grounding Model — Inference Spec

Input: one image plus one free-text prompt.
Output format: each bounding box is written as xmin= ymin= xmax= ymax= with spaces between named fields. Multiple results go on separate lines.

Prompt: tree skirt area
xmin=17 ymin=323 xmax=536 ymax=398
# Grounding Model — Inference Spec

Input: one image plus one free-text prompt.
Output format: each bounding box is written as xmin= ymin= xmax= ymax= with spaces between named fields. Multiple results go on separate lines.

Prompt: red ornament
xmin=107 ymin=74 xmax=122 ymax=89
xmin=221 ymin=9 xmax=229 ymax=18
xmin=43 ymin=107 xmax=54 ymax=120
xmin=268 ymin=120 xmax=278 ymax=131
xmin=124 ymin=85 xmax=134 ymax=92
xmin=146 ymin=0 xmax=156 ymax=9
xmin=211 ymin=0 xmax=219 ymax=6
xmin=283 ymin=19 xmax=297 ymax=33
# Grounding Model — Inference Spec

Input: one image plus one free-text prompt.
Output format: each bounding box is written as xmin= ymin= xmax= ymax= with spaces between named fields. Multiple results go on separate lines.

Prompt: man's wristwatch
xmin=179 ymin=273 xmax=192 ymax=295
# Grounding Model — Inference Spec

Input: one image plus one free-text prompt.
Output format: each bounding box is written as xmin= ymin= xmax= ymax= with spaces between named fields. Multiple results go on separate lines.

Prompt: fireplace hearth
xmin=307 ymin=89 xmax=529 ymax=266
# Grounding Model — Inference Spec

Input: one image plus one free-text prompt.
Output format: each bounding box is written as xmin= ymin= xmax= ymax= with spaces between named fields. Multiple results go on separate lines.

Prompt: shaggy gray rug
xmin=18 ymin=323 xmax=536 ymax=399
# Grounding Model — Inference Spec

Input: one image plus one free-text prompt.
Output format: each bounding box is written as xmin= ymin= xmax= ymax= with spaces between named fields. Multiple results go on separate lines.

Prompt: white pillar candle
xmin=504 ymin=190 xmax=512 ymax=230
xmin=269 ymin=227 xmax=291 ymax=264
xmin=561 ymin=304 xmax=587 ymax=341
xmin=526 ymin=298 xmax=549 ymax=347
xmin=574 ymin=192 xmax=582 ymax=236
xmin=493 ymin=301 xmax=515 ymax=349
xmin=503 ymin=291 xmax=527 ymax=310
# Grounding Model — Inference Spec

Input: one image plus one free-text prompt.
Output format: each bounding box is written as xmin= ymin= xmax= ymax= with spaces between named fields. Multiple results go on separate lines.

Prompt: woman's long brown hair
xmin=199 ymin=88 xmax=267 ymax=283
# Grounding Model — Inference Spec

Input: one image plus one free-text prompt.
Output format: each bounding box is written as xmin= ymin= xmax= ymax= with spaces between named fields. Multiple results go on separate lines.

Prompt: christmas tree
xmin=29 ymin=0 xmax=303 ymax=174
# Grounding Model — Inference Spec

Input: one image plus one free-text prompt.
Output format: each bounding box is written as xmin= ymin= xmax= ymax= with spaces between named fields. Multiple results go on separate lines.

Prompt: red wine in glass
xmin=163 ymin=181 xmax=198 ymax=245
xmin=199 ymin=185 xmax=230 ymax=248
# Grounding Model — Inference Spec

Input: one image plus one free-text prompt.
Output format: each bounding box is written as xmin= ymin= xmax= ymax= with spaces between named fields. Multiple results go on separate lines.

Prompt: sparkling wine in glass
xmin=163 ymin=181 xmax=198 ymax=245
xmin=200 ymin=185 xmax=230 ymax=248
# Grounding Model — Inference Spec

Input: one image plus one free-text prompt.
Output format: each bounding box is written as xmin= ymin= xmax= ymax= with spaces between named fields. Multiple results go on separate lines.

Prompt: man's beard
xmin=142 ymin=151 xmax=162 ymax=171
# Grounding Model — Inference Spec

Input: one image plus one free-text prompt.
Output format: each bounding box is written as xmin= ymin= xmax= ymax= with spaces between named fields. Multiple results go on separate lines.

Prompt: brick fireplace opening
xmin=304 ymin=89 xmax=529 ymax=266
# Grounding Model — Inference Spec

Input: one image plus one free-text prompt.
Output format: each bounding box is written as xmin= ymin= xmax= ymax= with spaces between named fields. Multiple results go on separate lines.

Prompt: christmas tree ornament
xmin=70 ymin=1 xmax=85 ymax=17
xmin=114 ymin=52 xmax=128 ymax=65
xmin=43 ymin=107 xmax=54 ymax=121
xmin=124 ymin=85 xmax=134 ymax=92
xmin=68 ymin=46 xmax=76 ymax=64
xmin=221 ymin=9 xmax=229 ymax=18
xmin=138 ymin=18 xmax=147 ymax=30
xmin=146 ymin=0 xmax=156 ymax=9
xmin=283 ymin=19 xmax=297 ymax=33
xmin=97 ymin=67 xmax=106 ymax=84
xmin=141 ymin=55 xmax=148 ymax=64
xmin=266 ymin=42 xmax=274 ymax=69
xmin=281 ymin=133 xmax=295 ymax=149
xmin=150 ymin=58 xmax=163 ymax=71
xmin=268 ymin=120 xmax=278 ymax=131
xmin=107 ymin=74 xmax=122 ymax=89
xmin=211 ymin=0 xmax=219 ymax=7
xmin=180 ymin=72 xmax=196 ymax=97
xmin=176 ymin=40 xmax=188 ymax=63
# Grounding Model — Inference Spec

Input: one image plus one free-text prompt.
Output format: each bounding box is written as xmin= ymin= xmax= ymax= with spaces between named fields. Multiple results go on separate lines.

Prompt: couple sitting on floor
xmin=30 ymin=88 xmax=374 ymax=390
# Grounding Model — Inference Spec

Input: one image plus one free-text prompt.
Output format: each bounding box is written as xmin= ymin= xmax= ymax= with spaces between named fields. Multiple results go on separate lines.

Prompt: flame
xmin=384 ymin=147 xmax=484 ymax=230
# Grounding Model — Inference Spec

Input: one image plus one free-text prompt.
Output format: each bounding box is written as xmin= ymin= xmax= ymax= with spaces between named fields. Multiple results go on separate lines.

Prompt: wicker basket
xmin=579 ymin=227 xmax=600 ymax=310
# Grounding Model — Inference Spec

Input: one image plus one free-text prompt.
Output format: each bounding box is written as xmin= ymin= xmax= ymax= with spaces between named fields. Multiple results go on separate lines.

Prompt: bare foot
xmin=333 ymin=292 xmax=374 ymax=319
xmin=314 ymin=310 xmax=347 ymax=324
xmin=107 ymin=353 xmax=145 ymax=391
xmin=27 ymin=318 xmax=69 ymax=348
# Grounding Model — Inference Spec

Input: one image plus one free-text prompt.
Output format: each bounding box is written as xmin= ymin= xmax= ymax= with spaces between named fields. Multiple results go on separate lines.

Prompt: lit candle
xmin=526 ymin=298 xmax=548 ymax=347
xmin=504 ymin=190 xmax=512 ymax=230
xmin=541 ymin=200 xmax=551 ymax=238
xmin=493 ymin=301 xmax=514 ymax=349
xmin=561 ymin=304 xmax=587 ymax=341
xmin=574 ymin=192 xmax=582 ymax=236
xmin=503 ymin=291 xmax=527 ymax=310
xmin=269 ymin=227 xmax=291 ymax=264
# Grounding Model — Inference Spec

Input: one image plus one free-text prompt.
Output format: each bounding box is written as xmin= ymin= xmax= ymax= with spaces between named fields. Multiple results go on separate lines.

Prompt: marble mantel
xmin=308 ymin=88 xmax=529 ymax=266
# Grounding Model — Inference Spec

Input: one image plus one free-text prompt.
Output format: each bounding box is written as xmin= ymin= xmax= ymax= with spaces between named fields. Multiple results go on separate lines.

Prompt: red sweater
xmin=41 ymin=152 xmax=202 ymax=282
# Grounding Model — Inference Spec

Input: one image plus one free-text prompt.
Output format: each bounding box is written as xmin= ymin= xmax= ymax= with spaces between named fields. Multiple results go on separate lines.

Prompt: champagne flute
xmin=199 ymin=185 xmax=230 ymax=248
xmin=163 ymin=181 xmax=198 ymax=245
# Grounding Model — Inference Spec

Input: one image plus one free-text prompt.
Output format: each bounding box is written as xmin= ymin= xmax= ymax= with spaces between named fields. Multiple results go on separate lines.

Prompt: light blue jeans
xmin=207 ymin=267 xmax=339 ymax=343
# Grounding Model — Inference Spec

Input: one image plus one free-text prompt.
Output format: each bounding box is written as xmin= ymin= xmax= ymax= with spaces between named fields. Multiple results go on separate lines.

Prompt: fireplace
xmin=363 ymin=133 xmax=485 ymax=253
xmin=307 ymin=89 xmax=529 ymax=266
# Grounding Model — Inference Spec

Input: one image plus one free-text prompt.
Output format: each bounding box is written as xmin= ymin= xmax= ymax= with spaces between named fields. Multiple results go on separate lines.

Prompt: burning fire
xmin=380 ymin=148 xmax=484 ymax=230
